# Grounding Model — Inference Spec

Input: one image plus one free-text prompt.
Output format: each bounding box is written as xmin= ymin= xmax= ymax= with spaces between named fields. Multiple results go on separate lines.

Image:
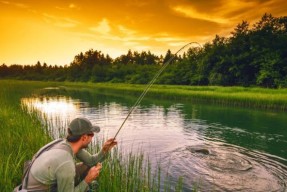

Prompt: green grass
xmin=12 ymin=80 xmax=286 ymax=111
xmin=29 ymin=80 xmax=287 ymax=111
xmin=0 ymin=80 xmax=186 ymax=191
xmin=0 ymin=80 xmax=54 ymax=191
xmin=1 ymin=79 xmax=286 ymax=191
xmin=83 ymin=83 xmax=287 ymax=111
xmin=88 ymin=143 xmax=184 ymax=192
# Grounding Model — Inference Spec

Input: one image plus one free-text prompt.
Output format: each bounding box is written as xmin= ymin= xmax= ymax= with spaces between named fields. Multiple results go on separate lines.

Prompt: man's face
xmin=81 ymin=133 xmax=94 ymax=148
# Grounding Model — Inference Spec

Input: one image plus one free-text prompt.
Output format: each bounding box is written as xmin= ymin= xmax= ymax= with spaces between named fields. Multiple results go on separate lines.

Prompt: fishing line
xmin=113 ymin=42 xmax=201 ymax=139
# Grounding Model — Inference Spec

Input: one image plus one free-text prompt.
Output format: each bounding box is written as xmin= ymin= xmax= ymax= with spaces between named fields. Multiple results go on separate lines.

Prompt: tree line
xmin=1 ymin=13 xmax=286 ymax=88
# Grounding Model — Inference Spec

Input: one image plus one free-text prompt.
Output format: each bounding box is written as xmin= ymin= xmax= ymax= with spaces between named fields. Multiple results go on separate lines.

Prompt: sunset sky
xmin=1 ymin=0 xmax=287 ymax=66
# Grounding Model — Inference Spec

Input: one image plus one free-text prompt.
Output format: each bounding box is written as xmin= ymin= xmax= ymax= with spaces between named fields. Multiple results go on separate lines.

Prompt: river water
xmin=22 ymin=88 xmax=287 ymax=192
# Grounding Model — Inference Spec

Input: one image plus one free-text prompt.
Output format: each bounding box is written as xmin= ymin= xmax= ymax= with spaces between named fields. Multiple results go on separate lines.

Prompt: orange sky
xmin=1 ymin=0 xmax=287 ymax=66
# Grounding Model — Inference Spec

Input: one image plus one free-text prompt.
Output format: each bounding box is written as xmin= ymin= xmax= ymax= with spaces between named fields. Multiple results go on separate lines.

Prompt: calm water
xmin=22 ymin=88 xmax=287 ymax=192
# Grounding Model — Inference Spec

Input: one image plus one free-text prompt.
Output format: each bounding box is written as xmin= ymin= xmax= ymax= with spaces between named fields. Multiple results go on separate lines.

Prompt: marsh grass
xmin=88 ymin=139 xmax=184 ymax=192
xmin=0 ymin=80 xmax=53 ymax=191
xmin=0 ymin=80 xmax=185 ymax=191
xmin=1 ymin=80 xmax=285 ymax=191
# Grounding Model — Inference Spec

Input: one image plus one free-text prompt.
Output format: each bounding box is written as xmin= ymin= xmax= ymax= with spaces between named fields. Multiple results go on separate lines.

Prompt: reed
xmin=0 ymin=80 xmax=185 ymax=191
xmin=0 ymin=80 xmax=52 ymax=191
xmin=2 ymin=79 xmax=285 ymax=191
xmin=88 ymin=140 xmax=184 ymax=192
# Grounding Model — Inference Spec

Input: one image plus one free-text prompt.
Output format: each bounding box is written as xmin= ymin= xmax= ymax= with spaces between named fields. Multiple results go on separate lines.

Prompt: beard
xmin=81 ymin=141 xmax=90 ymax=149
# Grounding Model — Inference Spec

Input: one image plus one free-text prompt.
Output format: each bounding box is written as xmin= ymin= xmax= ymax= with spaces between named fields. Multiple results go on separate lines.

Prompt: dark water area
xmin=22 ymin=88 xmax=287 ymax=192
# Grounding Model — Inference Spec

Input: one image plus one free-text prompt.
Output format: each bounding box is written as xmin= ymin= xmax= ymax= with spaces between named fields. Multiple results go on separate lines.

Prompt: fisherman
xmin=20 ymin=117 xmax=117 ymax=192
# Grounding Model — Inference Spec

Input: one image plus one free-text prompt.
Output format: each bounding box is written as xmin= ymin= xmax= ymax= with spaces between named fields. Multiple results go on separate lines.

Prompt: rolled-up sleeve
xmin=76 ymin=149 xmax=107 ymax=167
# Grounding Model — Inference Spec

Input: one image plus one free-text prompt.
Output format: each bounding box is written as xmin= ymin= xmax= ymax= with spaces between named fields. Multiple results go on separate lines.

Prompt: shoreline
xmin=60 ymin=82 xmax=287 ymax=111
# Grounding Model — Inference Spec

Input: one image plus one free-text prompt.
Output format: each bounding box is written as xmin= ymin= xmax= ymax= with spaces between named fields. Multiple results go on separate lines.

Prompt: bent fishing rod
xmin=113 ymin=42 xmax=201 ymax=139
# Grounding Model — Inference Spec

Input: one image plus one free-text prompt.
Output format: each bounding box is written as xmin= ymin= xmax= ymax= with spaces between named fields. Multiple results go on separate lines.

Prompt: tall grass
xmin=0 ymin=80 xmax=53 ymax=191
xmin=1 ymin=79 xmax=285 ymax=191
xmin=0 ymin=80 xmax=185 ymax=191
xmin=88 ymin=140 xmax=184 ymax=192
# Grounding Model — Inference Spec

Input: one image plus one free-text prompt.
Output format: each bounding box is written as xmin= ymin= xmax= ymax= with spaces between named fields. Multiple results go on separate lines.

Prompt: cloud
xmin=133 ymin=45 xmax=151 ymax=50
xmin=90 ymin=18 xmax=111 ymax=34
xmin=14 ymin=3 xmax=28 ymax=8
xmin=155 ymin=36 xmax=185 ymax=43
xmin=2 ymin=0 xmax=287 ymax=65
xmin=69 ymin=4 xmax=76 ymax=8
xmin=56 ymin=3 xmax=79 ymax=10
xmin=215 ymin=1 xmax=257 ymax=20
xmin=55 ymin=6 xmax=65 ymax=10
xmin=118 ymin=25 xmax=136 ymax=35
xmin=43 ymin=13 xmax=79 ymax=28
xmin=123 ymin=41 xmax=139 ymax=46
xmin=173 ymin=6 xmax=230 ymax=24
xmin=0 ymin=1 xmax=9 ymax=4
xmin=167 ymin=42 xmax=188 ymax=47
xmin=0 ymin=1 xmax=28 ymax=8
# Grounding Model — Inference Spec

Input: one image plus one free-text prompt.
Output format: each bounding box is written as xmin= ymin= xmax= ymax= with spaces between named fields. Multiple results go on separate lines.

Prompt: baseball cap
xmin=69 ymin=117 xmax=100 ymax=136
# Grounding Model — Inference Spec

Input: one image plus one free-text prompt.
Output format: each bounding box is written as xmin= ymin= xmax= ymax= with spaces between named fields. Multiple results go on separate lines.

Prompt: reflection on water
xmin=23 ymin=97 xmax=84 ymax=137
xmin=21 ymin=91 xmax=287 ymax=192
xmin=24 ymin=97 xmax=79 ymax=118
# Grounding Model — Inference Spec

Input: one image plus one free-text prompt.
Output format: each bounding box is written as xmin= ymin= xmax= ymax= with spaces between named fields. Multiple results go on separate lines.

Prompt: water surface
xmin=22 ymin=88 xmax=287 ymax=192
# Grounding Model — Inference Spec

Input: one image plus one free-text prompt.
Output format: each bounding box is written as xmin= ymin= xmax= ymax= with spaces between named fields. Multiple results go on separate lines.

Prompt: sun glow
xmin=22 ymin=97 xmax=80 ymax=120
xmin=1 ymin=0 xmax=287 ymax=65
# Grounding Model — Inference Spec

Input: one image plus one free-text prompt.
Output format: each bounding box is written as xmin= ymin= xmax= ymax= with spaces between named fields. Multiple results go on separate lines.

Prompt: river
xmin=22 ymin=87 xmax=287 ymax=192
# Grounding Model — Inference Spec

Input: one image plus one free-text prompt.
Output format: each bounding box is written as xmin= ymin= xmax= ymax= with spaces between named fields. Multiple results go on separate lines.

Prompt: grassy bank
xmin=60 ymin=82 xmax=287 ymax=111
xmin=0 ymin=80 xmax=57 ymax=191
xmin=0 ymin=80 xmax=185 ymax=191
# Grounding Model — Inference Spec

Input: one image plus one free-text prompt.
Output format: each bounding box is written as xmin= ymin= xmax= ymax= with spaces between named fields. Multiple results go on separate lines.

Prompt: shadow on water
xmin=23 ymin=87 xmax=287 ymax=192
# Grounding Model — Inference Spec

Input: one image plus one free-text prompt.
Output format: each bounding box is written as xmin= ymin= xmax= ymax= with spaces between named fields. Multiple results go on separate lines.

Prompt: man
xmin=25 ymin=117 xmax=117 ymax=191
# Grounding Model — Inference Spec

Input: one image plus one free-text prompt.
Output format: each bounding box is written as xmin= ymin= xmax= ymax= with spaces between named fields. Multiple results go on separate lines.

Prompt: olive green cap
xmin=69 ymin=117 xmax=100 ymax=136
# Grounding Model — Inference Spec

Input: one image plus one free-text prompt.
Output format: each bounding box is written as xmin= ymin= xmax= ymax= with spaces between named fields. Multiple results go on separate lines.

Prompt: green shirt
xmin=28 ymin=139 xmax=106 ymax=192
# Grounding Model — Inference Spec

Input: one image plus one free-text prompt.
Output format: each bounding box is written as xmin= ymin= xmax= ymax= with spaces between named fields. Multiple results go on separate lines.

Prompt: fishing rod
xmin=113 ymin=42 xmax=201 ymax=139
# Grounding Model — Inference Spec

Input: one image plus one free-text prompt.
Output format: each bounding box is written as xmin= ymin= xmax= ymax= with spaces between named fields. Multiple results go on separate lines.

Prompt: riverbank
xmin=0 ymin=80 xmax=184 ymax=191
xmin=0 ymin=80 xmax=53 ymax=191
xmin=60 ymin=82 xmax=287 ymax=111
xmin=1 ymin=79 xmax=286 ymax=190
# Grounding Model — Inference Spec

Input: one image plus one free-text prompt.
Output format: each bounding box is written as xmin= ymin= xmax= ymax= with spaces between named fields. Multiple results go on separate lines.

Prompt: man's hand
xmin=102 ymin=138 xmax=117 ymax=153
xmin=84 ymin=163 xmax=102 ymax=184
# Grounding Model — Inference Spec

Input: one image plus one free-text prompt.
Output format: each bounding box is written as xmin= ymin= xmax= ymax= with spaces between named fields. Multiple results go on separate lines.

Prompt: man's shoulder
xmin=38 ymin=139 xmax=73 ymax=161
xmin=36 ymin=147 xmax=74 ymax=168
xmin=31 ymin=143 xmax=74 ymax=175
xmin=52 ymin=140 xmax=73 ymax=153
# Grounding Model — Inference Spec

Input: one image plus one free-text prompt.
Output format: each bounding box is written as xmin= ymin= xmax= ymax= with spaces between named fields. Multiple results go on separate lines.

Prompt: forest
xmin=1 ymin=13 xmax=286 ymax=88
